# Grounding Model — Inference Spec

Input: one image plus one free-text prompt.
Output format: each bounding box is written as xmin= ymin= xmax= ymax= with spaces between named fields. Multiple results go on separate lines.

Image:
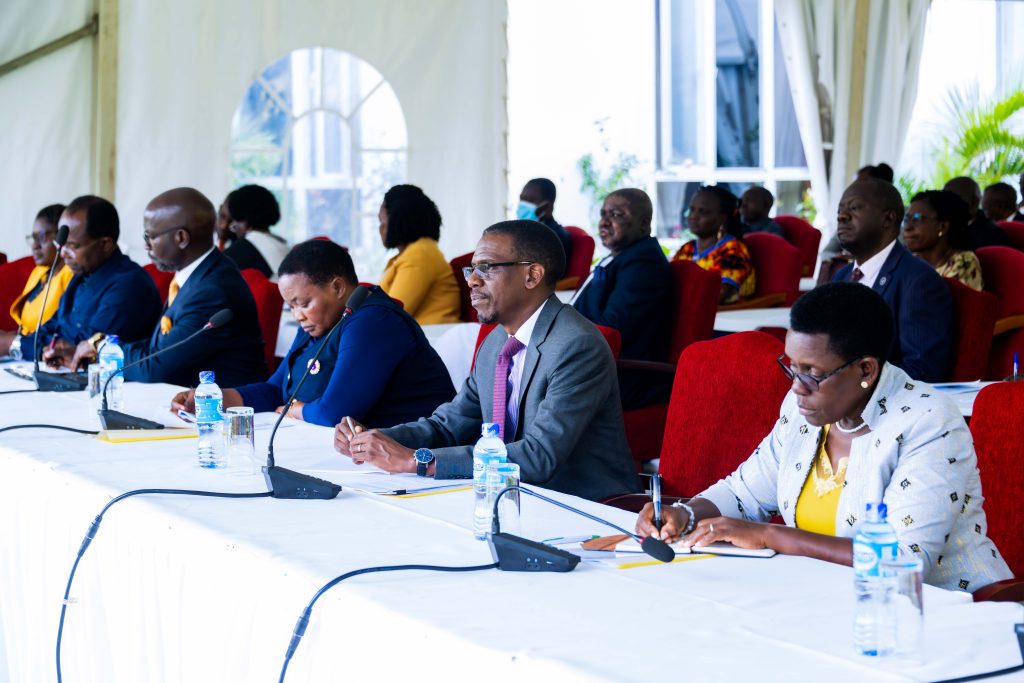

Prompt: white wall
xmin=506 ymin=0 xmax=656 ymax=241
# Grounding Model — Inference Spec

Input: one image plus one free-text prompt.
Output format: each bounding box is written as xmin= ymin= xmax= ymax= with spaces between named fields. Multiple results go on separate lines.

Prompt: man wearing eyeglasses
xmin=832 ymin=178 xmax=952 ymax=382
xmin=334 ymin=219 xmax=640 ymax=502
xmin=570 ymin=188 xmax=671 ymax=410
xmin=54 ymin=188 xmax=268 ymax=388
xmin=27 ymin=196 xmax=161 ymax=367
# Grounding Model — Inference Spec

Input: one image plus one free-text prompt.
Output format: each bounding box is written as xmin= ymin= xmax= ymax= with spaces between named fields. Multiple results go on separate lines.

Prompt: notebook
xmin=582 ymin=533 xmax=777 ymax=558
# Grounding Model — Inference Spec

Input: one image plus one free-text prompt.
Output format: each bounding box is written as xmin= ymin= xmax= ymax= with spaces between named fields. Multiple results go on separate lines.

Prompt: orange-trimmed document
xmin=582 ymin=533 xmax=776 ymax=558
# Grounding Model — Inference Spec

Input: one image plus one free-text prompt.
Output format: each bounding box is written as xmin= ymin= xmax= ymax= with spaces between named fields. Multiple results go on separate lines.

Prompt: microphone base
xmin=34 ymin=370 xmax=87 ymax=392
xmin=98 ymin=410 xmax=165 ymax=431
xmin=263 ymin=466 xmax=341 ymax=500
xmin=487 ymin=532 xmax=580 ymax=572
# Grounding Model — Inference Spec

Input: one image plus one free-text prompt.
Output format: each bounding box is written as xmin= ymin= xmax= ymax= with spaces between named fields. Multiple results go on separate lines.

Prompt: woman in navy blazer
xmin=172 ymin=240 xmax=455 ymax=428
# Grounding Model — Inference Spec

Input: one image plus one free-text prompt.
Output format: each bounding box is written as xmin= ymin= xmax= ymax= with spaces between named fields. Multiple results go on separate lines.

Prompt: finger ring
xmin=357 ymin=445 xmax=362 ymax=453
xmin=709 ymin=523 xmax=714 ymax=533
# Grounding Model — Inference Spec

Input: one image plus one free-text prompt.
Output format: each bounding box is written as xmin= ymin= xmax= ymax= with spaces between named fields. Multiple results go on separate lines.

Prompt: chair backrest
xmin=240 ymin=268 xmax=284 ymax=370
xmin=666 ymin=259 xmax=720 ymax=361
xmin=995 ymin=221 xmax=1024 ymax=252
xmin=943 ymin=277 xmax=998 ymax=381
xmin=0 ymin=256 xmax=37 ymax=331
xmin=743 ymin=232 xmax=803 ymax=305
xmin=449 ymin=252 xmax=478 ymax=323
xmin=774 ymin=214 xmax=822 ymax=277
xmin=471 ymin=321 xmax=621 ymax=371
xmin=143 ymin=263 xmax=175 ymax=304
xmin=658 ymin=331 xmax=790 ymax=497
xmin=976 ymin=246 xmax=1024 ymax=319
xmin=563 ymin=226 xmax=596 ymax=282
xmin=969 ymin=382 xmax=1024 ymax=578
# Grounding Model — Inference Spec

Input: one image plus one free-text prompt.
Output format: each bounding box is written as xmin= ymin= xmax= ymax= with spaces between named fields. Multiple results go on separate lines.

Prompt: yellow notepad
xmin=97 ymin=429 xmax=197 ymax=443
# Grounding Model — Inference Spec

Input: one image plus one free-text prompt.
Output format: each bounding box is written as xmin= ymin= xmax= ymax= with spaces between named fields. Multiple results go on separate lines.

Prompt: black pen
xmin=652 ymin=473 xmax=663 ymax=532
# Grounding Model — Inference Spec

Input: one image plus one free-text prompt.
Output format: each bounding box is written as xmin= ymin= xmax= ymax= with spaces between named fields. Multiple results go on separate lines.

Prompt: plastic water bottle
xmin=853 ymin=502 xmax=899 ymax=656
xmin=194 ymin=370 xmax=225 ymax=468
xmin=98 ymin=335 xmax=124 ymax=412
xmin=473 ymin=423 xmax=507 ymax=539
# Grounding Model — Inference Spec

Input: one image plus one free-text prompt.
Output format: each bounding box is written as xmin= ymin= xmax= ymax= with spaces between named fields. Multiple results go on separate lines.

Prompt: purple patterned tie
xmin=492 ymin=335 xmax=525 ymax=441
xmin=851 ymin=267 xmax=865 ymax=283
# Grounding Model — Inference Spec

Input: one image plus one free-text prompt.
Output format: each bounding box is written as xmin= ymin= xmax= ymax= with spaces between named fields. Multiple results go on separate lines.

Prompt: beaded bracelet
xmin=671 ymin=500 xmax=697 ymax=535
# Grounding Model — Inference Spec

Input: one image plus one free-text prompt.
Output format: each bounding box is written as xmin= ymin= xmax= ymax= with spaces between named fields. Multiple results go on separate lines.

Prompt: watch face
xmin=414 ymin=448 xmax=433 ymax=464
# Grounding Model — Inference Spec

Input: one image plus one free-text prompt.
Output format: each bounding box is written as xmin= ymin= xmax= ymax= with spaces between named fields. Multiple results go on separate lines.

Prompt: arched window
xmin=230 ymin=47 xmax=407 ymax=276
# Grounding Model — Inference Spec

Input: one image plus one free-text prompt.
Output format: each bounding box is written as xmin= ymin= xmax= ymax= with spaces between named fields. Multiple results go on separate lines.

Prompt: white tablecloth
xmin=0 ymin=368 xmax=1021 ymax=683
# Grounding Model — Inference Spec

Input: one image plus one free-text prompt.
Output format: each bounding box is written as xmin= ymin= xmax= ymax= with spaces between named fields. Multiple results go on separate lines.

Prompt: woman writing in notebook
xmin=635 ymin=282 xmax=1009 ymax=592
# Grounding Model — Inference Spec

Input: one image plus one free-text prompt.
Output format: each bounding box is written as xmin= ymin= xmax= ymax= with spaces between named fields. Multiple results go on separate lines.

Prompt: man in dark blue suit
xmin=572 ymin=188 xmax=671 ymax=408
xmin=832 ymin=179 xmax=953 ymax=382
xmin=68 ymin=188 xmax=268 ymax=387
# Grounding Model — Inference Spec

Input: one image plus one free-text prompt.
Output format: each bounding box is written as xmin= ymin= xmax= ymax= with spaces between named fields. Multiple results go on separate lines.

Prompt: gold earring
xmin=938 ymin=231 xmax=944 ymax=237
xmin=860 ymin=380 xmax=869 ymax=389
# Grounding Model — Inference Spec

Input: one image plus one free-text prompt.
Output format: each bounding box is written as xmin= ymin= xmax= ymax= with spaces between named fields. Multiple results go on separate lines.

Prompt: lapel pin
xmin=307 ymin=359 xmax=320 ymax=375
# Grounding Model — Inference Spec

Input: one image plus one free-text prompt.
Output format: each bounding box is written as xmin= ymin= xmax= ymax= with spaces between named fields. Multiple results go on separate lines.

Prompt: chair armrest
xmin=599 ymin=493 xmax=689 ymax=512
xmin=616 ymin=359 xmax=677 ymax=374
xmin=718 ymin=292 xmax=787 ymax=311
xmin=555 ymin=276 xmax=580 ymax=291
xmin=973 ymin=579 xmax=1024 ymax=602
xmin=994 ymin=314 xmax=1024 ymax=336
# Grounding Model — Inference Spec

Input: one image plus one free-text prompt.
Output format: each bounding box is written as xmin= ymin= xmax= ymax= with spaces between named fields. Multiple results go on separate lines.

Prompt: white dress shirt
xmin=505 ymin=298 xmax=551 ymax=430
xmin=173 ymin=247 xmax=216 ymax=291
xmin=852 ymin=239 xmax=897 ymax=288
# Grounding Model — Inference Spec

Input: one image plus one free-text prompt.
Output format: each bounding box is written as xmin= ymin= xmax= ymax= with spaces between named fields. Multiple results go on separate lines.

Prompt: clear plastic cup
xmin=881 ymin=556 xmax=924 ymax=658
xmin=225 ymin=407 xmax=257 ymax=475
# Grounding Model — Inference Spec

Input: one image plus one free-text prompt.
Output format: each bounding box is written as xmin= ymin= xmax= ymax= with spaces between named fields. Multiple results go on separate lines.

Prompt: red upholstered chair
xmin=0 ymin=256 xmax=37 ymax=332
xmin=143 ymin=263 xmax=175 ymax=304
xmin=620 ymin=260 xmax=721 ymax=465
xmin=659 ymin=331 xmax=790 ymax=497
xmin=720 ymin=233 xmax=803 ymax=309
xmin=555 ymin=226 xmax=596 ymax=291
xmin=943 ymin=277 xmax=998 ymax=381
xmin=775 ymin=214 xmax=822 ymax=278
xmin=449 ymin=252 xmax=478 ymax=323
xmin=240 ymin=268 xmax=284 ymax=371
xmin=976 ymin=247 xmax=1024 ymax=379
xmin=995 ymin=221 xmax=1024 ymax=252
xmin=969 ymin=382 xmax=1024 ymax=601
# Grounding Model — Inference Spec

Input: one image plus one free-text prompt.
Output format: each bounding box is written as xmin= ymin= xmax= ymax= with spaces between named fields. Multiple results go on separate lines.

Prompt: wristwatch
xmin=86 ymin=332 xmax=106 ymax=353
xmin=413 ymin=448 xmax=434 ymax=477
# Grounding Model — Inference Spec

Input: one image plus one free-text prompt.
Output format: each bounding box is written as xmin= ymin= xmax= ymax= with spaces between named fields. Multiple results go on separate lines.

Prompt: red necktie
xmin=492 ymin=335 xmax=525 ymax=442
xmin=851 ymin=268 xmax=865 ymax=283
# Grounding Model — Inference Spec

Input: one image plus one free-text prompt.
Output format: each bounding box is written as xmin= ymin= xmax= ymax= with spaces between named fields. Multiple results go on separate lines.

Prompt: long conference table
xmin=1 ymin=366 xmax=1022 ymax=682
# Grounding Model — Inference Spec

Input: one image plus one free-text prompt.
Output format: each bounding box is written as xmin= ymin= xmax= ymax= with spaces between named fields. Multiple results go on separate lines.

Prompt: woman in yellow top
xmin=0 ymin=204 xmax=73 ymax=357
xmin=378 ymin=184 xmax=460 ymax=325
xmin=902 ymin=190 xmax=983 ymax=291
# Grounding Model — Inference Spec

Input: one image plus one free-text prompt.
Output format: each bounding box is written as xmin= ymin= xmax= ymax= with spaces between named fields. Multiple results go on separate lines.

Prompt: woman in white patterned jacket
xmin=636 ymin=281 xmax=1011 ymax=592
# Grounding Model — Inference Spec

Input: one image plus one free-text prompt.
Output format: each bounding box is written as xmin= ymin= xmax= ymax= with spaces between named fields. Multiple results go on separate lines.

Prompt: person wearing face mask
xmin=171 ymin=240 xmax=454 ymax=427
xmin=517 ymin=178 xmax=571 ymax=267
xmin=0 ymin=204 xmax=73 ymax=357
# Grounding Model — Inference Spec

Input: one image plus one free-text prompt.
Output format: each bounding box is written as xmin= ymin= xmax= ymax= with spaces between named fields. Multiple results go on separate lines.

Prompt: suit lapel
xmin=510 ymin=296 xmax=561 ymax=439
xmin=871 ymin=241 xmax=904 ymax=295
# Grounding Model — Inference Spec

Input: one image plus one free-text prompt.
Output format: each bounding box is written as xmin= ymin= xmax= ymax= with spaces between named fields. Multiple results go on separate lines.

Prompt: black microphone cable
xmin=278 ymin=562 xmax=499 ymax=683
xmin=0 ymin=424 xmax=98 ymax=435
xmin=56 ymin=487 xmax=272 ymax=683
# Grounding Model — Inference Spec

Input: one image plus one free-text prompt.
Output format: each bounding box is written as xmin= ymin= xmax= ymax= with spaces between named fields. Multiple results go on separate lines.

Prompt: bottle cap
xmin=199 ymin=370 xmax=216 ymax=384
xmin=481 ymin=422 xmax=500 ymax=437
xmin=106 ymin=334 xmax=119 ymax=345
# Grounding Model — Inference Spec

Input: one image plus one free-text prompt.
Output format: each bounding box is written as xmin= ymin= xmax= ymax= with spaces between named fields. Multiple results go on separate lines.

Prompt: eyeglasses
xmin=143 ymin=225 xmax=189 ymax=246
xmin=776 ymin=354 xmax=861 ymax=392
xmin=24 ymin=230 xmax=57 ymax=246
xmin=902 ymin=212 xmax=937 ymax=226
xmin=462 ymin=261 xmax=535 ymax=281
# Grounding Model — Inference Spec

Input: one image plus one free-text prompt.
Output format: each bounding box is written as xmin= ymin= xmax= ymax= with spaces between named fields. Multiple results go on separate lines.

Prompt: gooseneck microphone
xmin=487 ymin=485 xmax=676 ymax=571
xmin=263 ymin=285 xmax=371 ymax=500
xmin=98 ymin=308 xmax=234 ymax=430
xmin=32 ymin=226 xmax=82 ymax=392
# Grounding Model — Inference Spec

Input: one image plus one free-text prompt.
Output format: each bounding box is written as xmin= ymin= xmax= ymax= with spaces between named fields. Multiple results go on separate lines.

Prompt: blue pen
xmin=1014 ymin=352 xmax=1019 ymax=378
xmin=652 ymin=473 xmax=663 ymax=532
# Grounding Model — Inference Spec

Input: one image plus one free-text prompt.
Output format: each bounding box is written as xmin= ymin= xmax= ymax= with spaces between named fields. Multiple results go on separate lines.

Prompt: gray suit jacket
xmin=381 ymin=296 xmax=639 ymax=501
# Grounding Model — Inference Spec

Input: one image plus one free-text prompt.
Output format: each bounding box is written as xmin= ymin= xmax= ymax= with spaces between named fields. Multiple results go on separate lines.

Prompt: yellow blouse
xmin=794 ymin=425 xmax=846 ymax=536
xmin=10 ymin=264 xmax=74 ymax=334
xmin=379 ymin=237 xmax=461 ymax=325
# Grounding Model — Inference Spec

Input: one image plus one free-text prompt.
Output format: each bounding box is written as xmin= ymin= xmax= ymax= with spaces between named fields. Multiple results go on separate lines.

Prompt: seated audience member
xmin=572 ymin=188 xmax=671 ymax=409
xmin=855 ymin=162 xmax=894 ymax=183
xmin=0 ymin=204 xmax=73 ymax=357
xmin=58 ymin=188 xmax=268 ymax=387
xmin=174 ymin=240 xmax=455 ymax=428
xmin=832 ymin=179 xmax=952 ymax=382
xmin=820 ymin=163 xmax=897 ymax=263
xmin=903 ymin=190 xmax=983 ymax=291
xmin=738 ymin=186 xmax=784 ymax=237
xmin=943 ymin=176 xmax=1009 ymax=249
xmin=378 ymin=184 xmax=461 ymax=325
xmin=215 ymin=200 xmax=233 ymax=251
xmin=334 ymin=220 xmax=639 ymax=501
xmin=636 ymin=282 xmax=1012 ymax=593
xmin=517 ymin=177 xmax=571 ymax=266
xmin=222 ymin=184 xmax=290 ymax=278
xmin=674 ymin=185 xmax=756 ymax=305
xmin=981 ymin=182 xmax=1018 ymax=223
xmin=33 ymin=196 xmax=161 ymax=365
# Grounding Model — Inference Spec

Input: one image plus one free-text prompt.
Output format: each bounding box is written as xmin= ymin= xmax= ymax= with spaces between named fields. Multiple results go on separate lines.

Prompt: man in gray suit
xmin=334 ymin=220 xmax=639 ymax=501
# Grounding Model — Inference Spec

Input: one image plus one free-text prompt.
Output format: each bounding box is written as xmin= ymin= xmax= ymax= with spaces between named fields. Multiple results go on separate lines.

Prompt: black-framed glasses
xmin=143 ymin=225 xmax=189 ymax=246
xmin=901 ymin=212 xmax=937 ymax=226
xmin=462 ymin=261 xmax=534 ymax=281
xmin=776 ymin=354 xmax=861 ymax=392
